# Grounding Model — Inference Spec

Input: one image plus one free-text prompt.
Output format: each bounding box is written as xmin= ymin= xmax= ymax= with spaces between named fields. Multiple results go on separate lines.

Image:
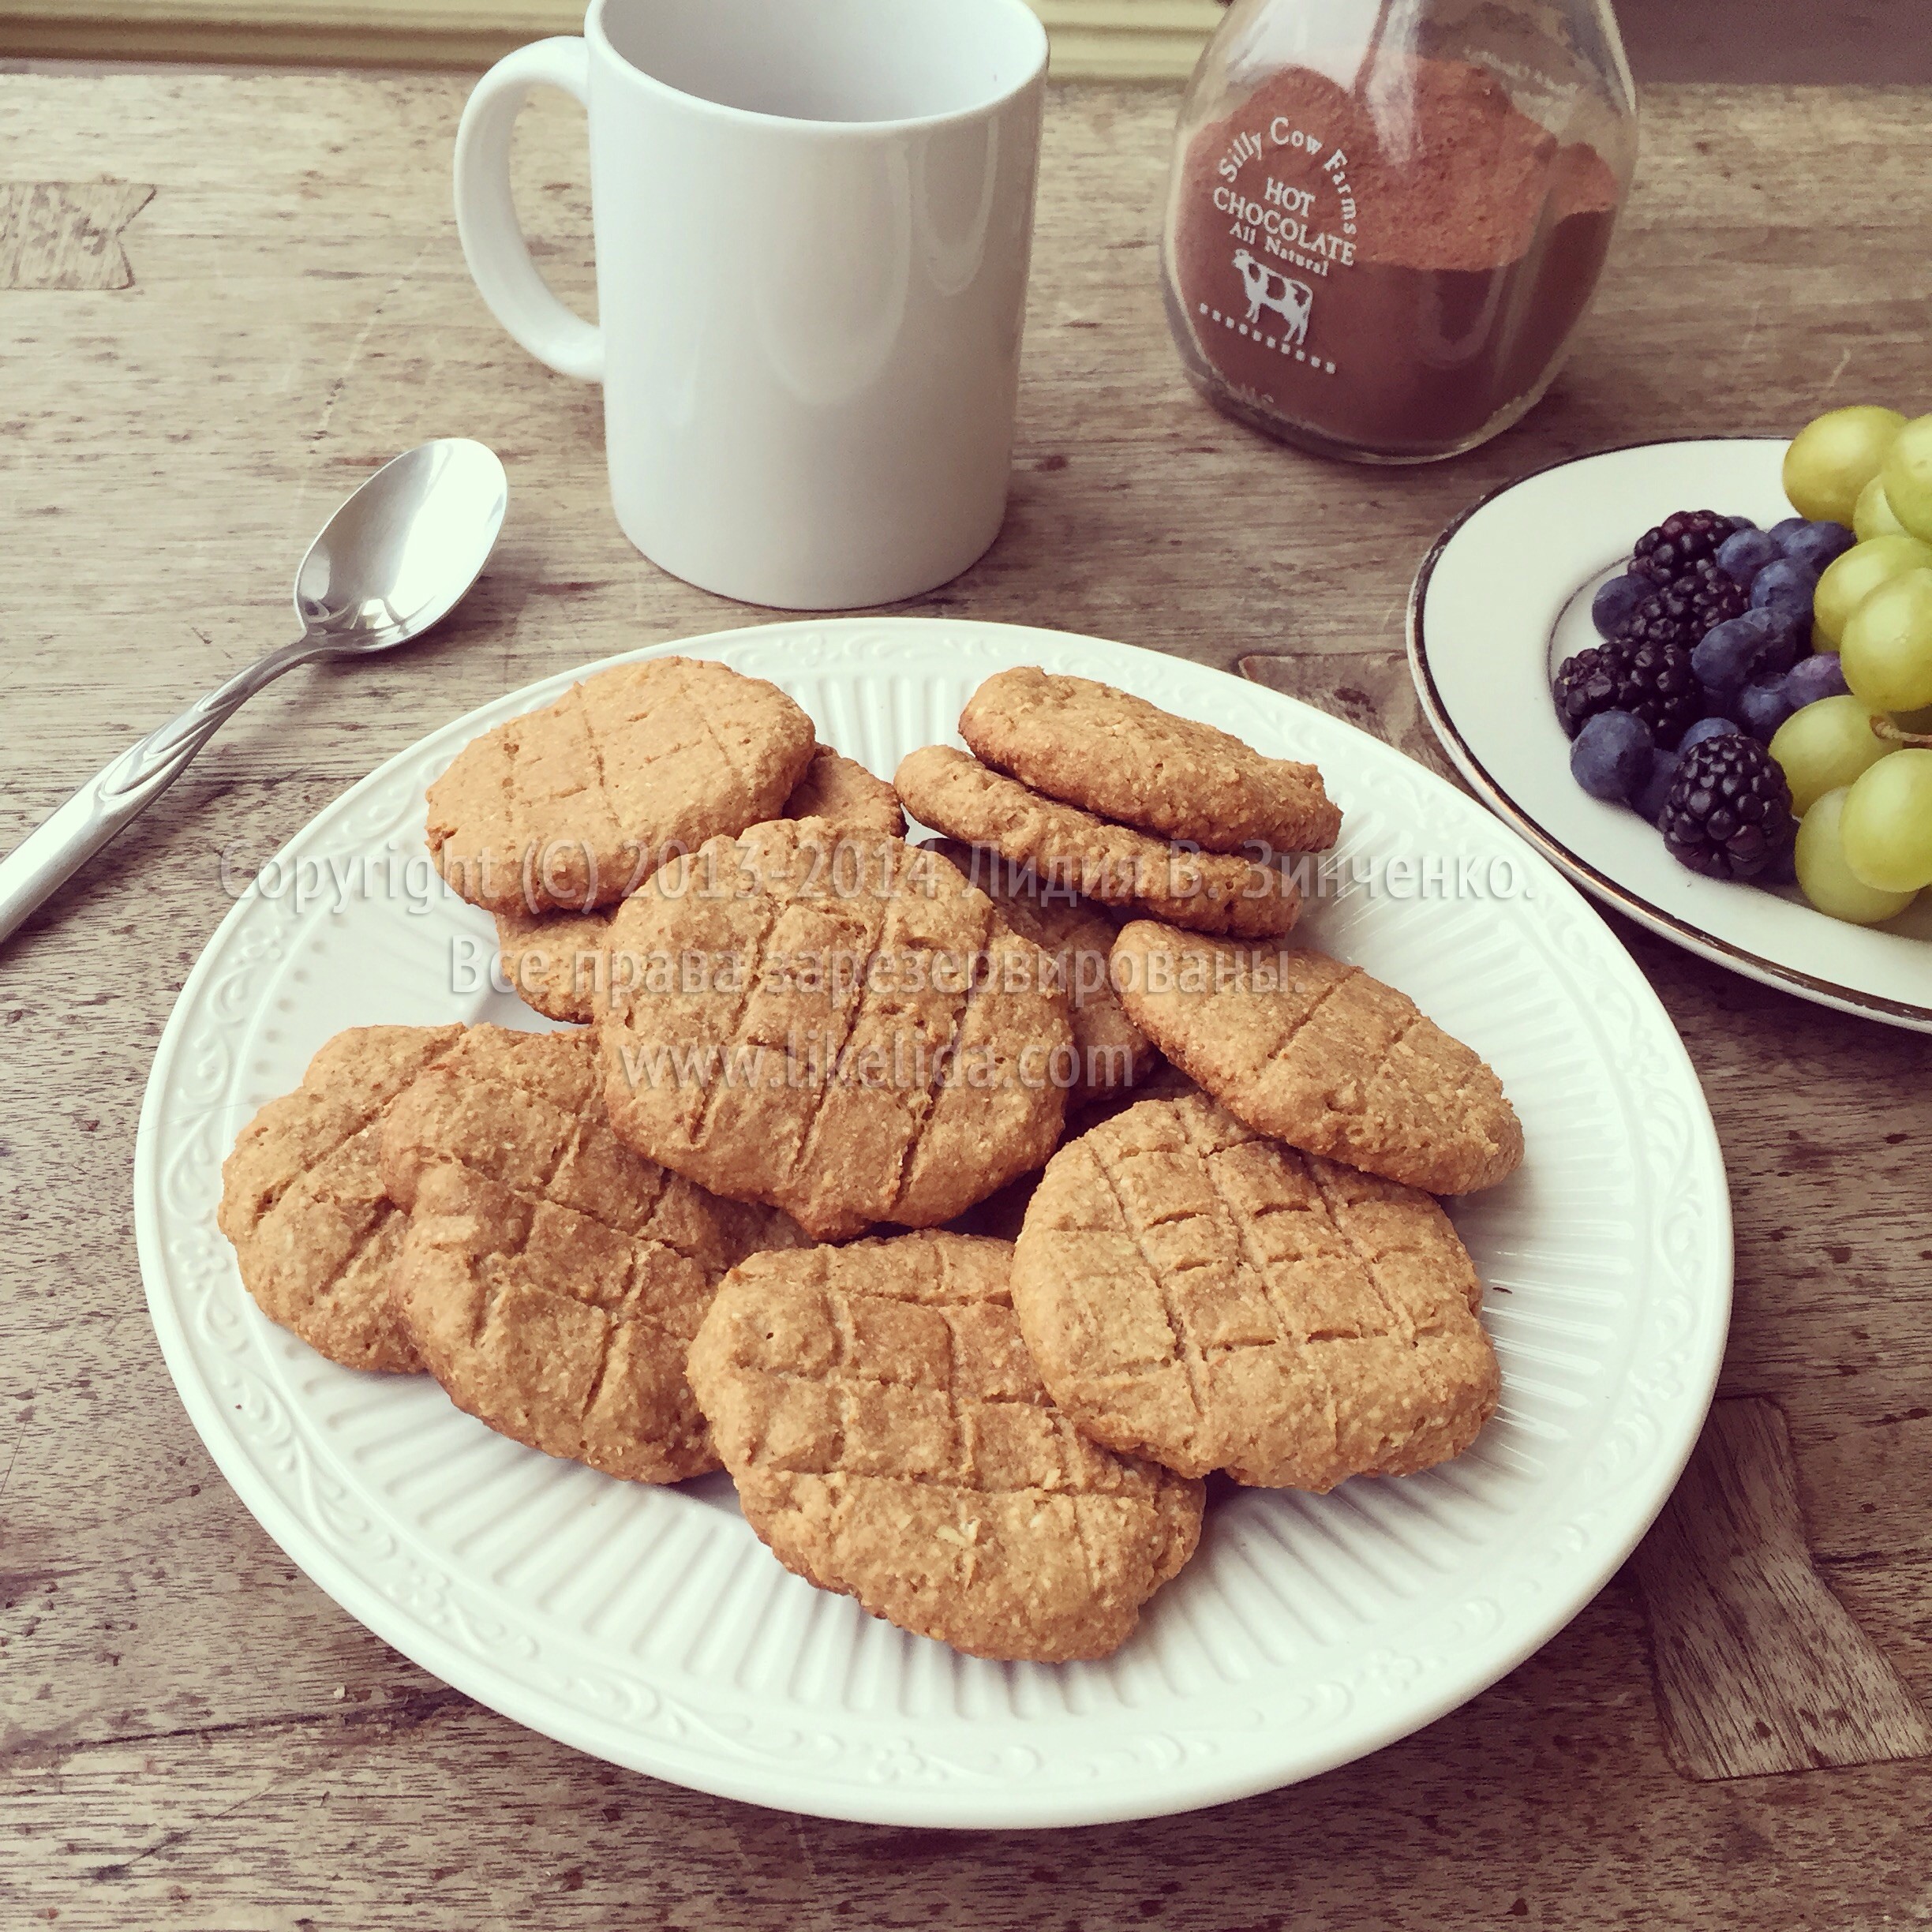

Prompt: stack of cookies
xmin=219 ymin=657 xmax=1523 ymax=1665
xmin=896 ymin=666 xmax=1341 ymax=938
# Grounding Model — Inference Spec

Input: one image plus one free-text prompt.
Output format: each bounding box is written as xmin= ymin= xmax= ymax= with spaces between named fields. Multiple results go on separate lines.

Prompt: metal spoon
xmin=0 ymin=439 xmax=508 ymax=949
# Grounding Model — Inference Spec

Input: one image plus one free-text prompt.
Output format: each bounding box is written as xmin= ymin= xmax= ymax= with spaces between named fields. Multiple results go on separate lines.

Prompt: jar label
xmin=1168 ymin=60 xmax=1623 ymax=455
xmin=1184 ymin=107 xmax=1359 ymax=386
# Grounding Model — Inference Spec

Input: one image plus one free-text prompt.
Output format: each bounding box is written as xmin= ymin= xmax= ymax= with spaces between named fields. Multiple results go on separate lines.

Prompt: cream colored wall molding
xmin=0 ymin=0 xmax=1221 ymax=77
xmin=1037 ymin=0 xmax=1220 ymax=79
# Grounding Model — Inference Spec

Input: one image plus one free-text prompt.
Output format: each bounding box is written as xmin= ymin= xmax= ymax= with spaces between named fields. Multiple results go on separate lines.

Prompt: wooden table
xmin=2 ymin=67 xmax=1929 ymax=1930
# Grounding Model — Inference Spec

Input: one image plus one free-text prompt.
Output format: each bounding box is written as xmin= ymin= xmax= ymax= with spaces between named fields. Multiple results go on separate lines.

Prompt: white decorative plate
xmin=136 ymin=618 xmax=1730 ymax=1827
xmin=1410 ymin=436 xmax=1932 ymax=1033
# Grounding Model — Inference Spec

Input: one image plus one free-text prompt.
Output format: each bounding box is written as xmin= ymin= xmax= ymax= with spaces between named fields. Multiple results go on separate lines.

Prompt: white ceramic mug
xmin=454 ymin=0 xmax=1049 ymax=611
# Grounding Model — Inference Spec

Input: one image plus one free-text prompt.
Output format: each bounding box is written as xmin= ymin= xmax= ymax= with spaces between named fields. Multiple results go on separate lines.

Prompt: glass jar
xmin=1159 ymin=0 xmax=1638 ymax=463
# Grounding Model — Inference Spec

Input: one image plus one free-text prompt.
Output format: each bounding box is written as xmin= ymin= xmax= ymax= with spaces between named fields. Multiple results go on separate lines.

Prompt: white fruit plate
xmin=1410 ymin=436 xmax=1932 ymax=1032
xmin=136 ymin=618 xmax=1730 ymax=1827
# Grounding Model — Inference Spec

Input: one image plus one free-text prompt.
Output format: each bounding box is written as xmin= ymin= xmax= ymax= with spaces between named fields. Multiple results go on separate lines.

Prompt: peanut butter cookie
xmin=896 ymin=746 xmax=1300 ymax=938
xmin=1110 ymin=920 xmax=1523 ymax=1195
xmin=218 ymin=1024 xmax=466 ymax=1372
xmin=687 ymin=1231 xmax=1205 ymax=1661
xmin=1011 ymin=1093 xmax=1499 ymax=1489
xmin=599 ymin=824 xmax=1073 ymax=1241
xmin=494 ymin=747 xmax=904 ymax=1026
xmin=492 ymin=904 xmax=618 ymax=1028
xmin=779 ymin=745 xmax=905 ymax=840
xmin=924 ymin=838 xmax=1157 ymax=1108
xmin=961 ymin=667 xmax=1342 ymax=854
xmin=380 ymin=1024 xmax=806 ymax=1482
xmin=427 ymin=656 xmax=815 ymax=914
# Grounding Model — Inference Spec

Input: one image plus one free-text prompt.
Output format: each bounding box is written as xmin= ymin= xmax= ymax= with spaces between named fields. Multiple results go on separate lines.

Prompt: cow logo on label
xmin=1231 ymin=249 xmax=1312 ymax=346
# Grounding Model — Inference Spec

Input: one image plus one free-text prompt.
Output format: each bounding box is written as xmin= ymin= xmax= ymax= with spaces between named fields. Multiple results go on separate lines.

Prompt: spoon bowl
xmin=295 ymin=439 xmax=508 ymax=650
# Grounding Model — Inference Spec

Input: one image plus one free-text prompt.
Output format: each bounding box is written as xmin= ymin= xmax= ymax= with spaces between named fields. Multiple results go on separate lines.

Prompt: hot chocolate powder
xmin=1168 ymin=57 xmax=1620 ymax=457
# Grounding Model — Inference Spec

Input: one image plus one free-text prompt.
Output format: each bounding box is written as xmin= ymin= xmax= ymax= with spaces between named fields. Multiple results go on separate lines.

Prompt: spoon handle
xmin=0 ymin=637 xmax=318 ymax=949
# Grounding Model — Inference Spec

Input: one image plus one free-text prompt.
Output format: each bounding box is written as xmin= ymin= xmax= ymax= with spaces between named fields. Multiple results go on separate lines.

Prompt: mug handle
xmin=453 ymin=37 xmax=604 ymax=383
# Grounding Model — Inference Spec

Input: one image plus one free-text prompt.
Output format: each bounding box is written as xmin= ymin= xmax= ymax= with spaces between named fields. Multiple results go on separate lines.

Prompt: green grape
xmin=1784 ymin=405 xmax=1907 ymax=524
xmin=1769 ymin=695 xmax=1897 ymax=816
xmin=1854 ymin=474 xmax=1907 ymax=541
xmin=1840 ymin=748 xmax=1932 ymax=892
xmin=1840 ymin=567 xmax=1932 ymax=712
xmin=1814 ymin=532 xmax=1932 ymax=647
xmin=1795 ymin=788 xmax=1920 ymax=925
xmin=1880 ymin=413 xmax=1932 ymax=543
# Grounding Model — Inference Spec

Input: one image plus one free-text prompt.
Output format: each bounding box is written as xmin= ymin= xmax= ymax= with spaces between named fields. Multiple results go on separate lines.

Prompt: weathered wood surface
xmin=2 ymin=68 xmax=1930 ymax=1930
xmin=0 ymin=179 xmax=152 ymax=288
xmin=1631 ymin=1397 xmax=1932 ymax=1780
xmin=1240 ymin=649 xmax=1460 ymax=781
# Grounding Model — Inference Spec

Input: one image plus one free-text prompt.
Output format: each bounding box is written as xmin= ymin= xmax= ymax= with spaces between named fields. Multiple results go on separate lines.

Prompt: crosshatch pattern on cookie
xmin=895 ymin=745 xmax=1301 ymax=938
xmin=492 ymin=747 xmax=906 ymax=1027
xmin=427 ymin=657 xmax=816 ymax=915
xmin=922 ymin=838 xmax=1155 ymax=1107
xmin=688 ymin=1233 xmax=1204 ymax=1663
xmin=1011 ymin=1094 xmax=1500 ymax=1491
xmin=600 ymin=826 xmax=1072 ymax=1241
xmin=960 ymin=665 xmax=1343 ymax=855
xmin=1110 ymin=919 xmax=1524 ymax=1196
xmin=218 ymin=1023 xmax=469 ymax=1373
xmin=380 ymin=1025 xmax=805 ymax=1484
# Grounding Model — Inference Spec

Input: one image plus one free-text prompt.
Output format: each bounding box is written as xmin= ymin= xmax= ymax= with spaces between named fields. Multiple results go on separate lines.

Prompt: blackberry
xmin=1618 ymin=560 xmax=1750 ymax=653
xmin=1631 ymin=510 xmax=1746 ymax=590
xmin=1658 ymin=734 xmax=1795 ymax=881
xmin=1552 ymin=635 xmax=1704 ymax=746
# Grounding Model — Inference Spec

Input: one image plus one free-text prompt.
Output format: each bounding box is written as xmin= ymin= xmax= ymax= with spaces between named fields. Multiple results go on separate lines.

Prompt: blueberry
xmin=1781 ymin=520 xmax=1857 ymax=575
xmin=1754 ymin=612 xmax=1803 ymax=679
xmin=1715 ymin=527 xmax=1781 ymax=586
xmin=1632 ymin=748 xmax=1679 ymax=823
xmin=1784 ymin=651 xmax=1850 ymax=708
xmin=1590 ymin=571 xmax=1649 ymax=640
xmin=1733 ymin=678 xmax=1796 ymax=741
xmin=1681 ymin=715 xmax=1743 ymax=751
xmin=1692 ymin=620 xmax=1757 ymax=696
xmin=1768 ymin=515 xmax=1810 ymax=549
xmin=1693 ymin=608 xmax=1800 ymax=696
xmin=1571 ymin=710 xmax=1656 ymax=803
xmin=1750 ymin=557 xmax=1818 ymax=633
xmin=1761 ymin=606 xmax=1802 ymax=664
